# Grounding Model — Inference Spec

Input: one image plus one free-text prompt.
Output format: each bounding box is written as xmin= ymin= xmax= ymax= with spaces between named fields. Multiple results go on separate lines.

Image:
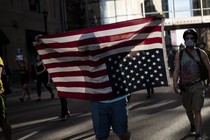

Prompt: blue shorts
xmin=91 ymin=98 xmax=128 ymax=139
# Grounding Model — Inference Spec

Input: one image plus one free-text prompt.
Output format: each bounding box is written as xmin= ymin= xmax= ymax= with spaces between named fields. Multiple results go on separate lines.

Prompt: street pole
xmin=60 ymin=0 xmax=66 ymax=32
xmin=42 ymin=10 xmax=48 ymax=34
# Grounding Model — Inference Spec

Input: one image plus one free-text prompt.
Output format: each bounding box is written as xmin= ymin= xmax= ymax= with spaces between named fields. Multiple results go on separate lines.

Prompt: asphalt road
xmin=1 ymin=79 xmax=210 ymax=140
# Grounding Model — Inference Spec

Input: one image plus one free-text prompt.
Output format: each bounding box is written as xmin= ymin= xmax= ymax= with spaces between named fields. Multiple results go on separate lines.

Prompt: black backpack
xmin=180 ymin=48 xmax=208 ymax=81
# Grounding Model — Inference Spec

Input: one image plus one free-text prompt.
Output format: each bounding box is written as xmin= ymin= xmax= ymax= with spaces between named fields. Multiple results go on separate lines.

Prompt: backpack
xmin=180 ymin=49 xmax=208 ymax=81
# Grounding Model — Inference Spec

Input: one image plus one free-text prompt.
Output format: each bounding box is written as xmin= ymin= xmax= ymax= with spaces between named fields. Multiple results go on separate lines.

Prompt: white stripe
xmin=12 ymin=117 xmax=58 ymax=129
xmin=52 ymin=75 xmax=109 ymax=83
xmin=57 ymin=86 xmax=112 ymax=94
xmin=40 ymin=21 xmax=158 ymax=44
xmin=18 ymin=131 xmax=39 ymax=140
xmin=47 ymin=64 xmax=106 ymax=73
xmin=38 ymin=31 xmax=162 ymax=55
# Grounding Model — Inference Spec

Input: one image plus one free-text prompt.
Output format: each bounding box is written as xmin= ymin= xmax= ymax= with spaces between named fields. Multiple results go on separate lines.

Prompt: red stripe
xmin=58 ymin=91 xmax=114 ymax=101
xmin=55 ymin=81 xmax=111 ymax=88
xmin=50 ymin=69 xmax=108 ymax=78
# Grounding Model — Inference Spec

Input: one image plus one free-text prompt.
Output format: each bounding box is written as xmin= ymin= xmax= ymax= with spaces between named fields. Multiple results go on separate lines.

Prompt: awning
xmin=0 ymin=29 xmax=9 ymax=44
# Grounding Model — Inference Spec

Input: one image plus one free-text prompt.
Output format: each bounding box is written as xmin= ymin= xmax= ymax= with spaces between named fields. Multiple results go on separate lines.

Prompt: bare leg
xmin=186 ymin=110 xmax=195 ymax=126
xmin=194 ymin=110 xmax=202 ymax=134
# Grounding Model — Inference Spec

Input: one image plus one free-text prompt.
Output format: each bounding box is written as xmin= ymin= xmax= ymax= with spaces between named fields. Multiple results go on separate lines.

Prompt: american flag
xmin=35 ymin=16 xmax=168 ymax=101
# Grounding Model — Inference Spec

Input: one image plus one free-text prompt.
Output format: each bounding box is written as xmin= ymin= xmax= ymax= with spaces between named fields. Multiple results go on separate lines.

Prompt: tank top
xmin=180 ymin=50 xmax=200 ymax=84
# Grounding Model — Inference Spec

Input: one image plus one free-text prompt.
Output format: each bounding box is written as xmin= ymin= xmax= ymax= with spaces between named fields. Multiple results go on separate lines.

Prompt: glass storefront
xmin=75 ymin=0 xmax=210 ymax=28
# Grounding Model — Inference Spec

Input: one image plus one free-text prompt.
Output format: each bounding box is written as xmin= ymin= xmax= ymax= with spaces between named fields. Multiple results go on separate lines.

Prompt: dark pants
xmin=60 ymin=97 xmax=69 ymax=117
xmin=36 ymin=71 xmax=53 ymax=97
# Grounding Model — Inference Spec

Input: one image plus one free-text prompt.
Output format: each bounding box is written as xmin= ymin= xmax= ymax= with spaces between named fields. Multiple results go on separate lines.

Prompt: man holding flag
xmin=34 ymin=15 xmax=166 ymax=139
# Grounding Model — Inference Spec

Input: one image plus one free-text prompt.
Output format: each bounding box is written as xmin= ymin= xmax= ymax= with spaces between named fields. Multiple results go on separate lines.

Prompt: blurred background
xmin=0 ymin=0 xmax=210 ymax=84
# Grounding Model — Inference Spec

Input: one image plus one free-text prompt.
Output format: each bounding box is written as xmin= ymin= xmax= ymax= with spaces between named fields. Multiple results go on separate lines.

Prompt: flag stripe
xmin=59 ymin=92 xmax=113 ymax=101
xmin=52 ymin=75 xmax=109 ymax=83
xmin=56 ymin=86 xmax=112 ymax=94
xmin=50 ymin=69 xmax=108 ymax=78
xmin=55 ymin=81 xmax=111 ymax=88
xmin=47 ymin=65 xmax=106 ymax=73
xmin=40 ymin=18 xmax=160 ymax=44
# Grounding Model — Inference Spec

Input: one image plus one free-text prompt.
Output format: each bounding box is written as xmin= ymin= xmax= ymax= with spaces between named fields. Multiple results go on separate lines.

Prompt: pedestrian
xmin=77 ymin=32 xmax=131 ymax=140
xmin=173 ymin=29 xmax=210 ymax=140
xmin=59 ymin=97 xmax=70 ymax=121
xmin=35 ymin=56 xmax=55 ymax=102
xmin=17 ymin=60 xmax=31 ymax=102
xmin=146 ymin=87 xmax=154 ymax=98
xmin=0 ymin=56 xmax=12 ymax=140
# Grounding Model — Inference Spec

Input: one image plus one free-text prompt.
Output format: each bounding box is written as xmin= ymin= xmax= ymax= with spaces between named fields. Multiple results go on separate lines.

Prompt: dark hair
xmin=183 ymin=29 xmax=197 ymax=43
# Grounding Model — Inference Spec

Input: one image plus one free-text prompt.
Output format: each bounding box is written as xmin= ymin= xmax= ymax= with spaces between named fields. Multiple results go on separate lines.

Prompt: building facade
xmin=0 ymin=0 xmax=210 ymax=82
xmin=0 ymin=0 xmax=63 ymax=81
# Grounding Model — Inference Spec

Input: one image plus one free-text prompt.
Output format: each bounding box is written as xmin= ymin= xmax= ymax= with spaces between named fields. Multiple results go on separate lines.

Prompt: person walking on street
xmin=35 ymin=56 xmax=55 ymax=102
xmin=59 ymin=97 xmax=70 ymax=121
xmin=0 ymin=57 xmax=12 ymax=140
xmin=173 ymin=29 xmax=210 ymax=140
xmin=17 ymin=60 xmax=31 ymax=102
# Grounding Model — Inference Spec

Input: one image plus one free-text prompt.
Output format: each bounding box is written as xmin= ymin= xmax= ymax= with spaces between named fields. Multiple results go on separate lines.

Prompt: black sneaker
xmin=66 ymin=110 xmax=71 ymax=117
xmin=195 ymin=133 xmax=203 ymax=140
xmin=60 ymin=115 xmax=68 ymax=121
xmin=190 ymin=125 xmax=196 ymax=136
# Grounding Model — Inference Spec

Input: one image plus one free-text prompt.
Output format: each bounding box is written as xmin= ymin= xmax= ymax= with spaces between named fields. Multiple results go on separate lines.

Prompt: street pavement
xmin=0 ymin=78 xmax=210 ymax=140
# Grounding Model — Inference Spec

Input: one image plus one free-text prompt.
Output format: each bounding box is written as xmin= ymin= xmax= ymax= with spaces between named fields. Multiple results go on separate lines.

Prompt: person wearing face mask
xmin=173 ymin=29 xmax=210 ymax=140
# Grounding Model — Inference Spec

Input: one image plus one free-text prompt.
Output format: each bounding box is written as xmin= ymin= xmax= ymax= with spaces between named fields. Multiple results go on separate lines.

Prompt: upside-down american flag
xmin=35 ymin=16 xmax=169 ymax=101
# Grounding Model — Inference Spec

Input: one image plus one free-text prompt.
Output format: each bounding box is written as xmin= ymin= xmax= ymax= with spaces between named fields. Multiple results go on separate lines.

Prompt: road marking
xmin=17 ymin=131 xmax=38 ymax=140
xmin=12 ymin=116 xmax=58 ymax=129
